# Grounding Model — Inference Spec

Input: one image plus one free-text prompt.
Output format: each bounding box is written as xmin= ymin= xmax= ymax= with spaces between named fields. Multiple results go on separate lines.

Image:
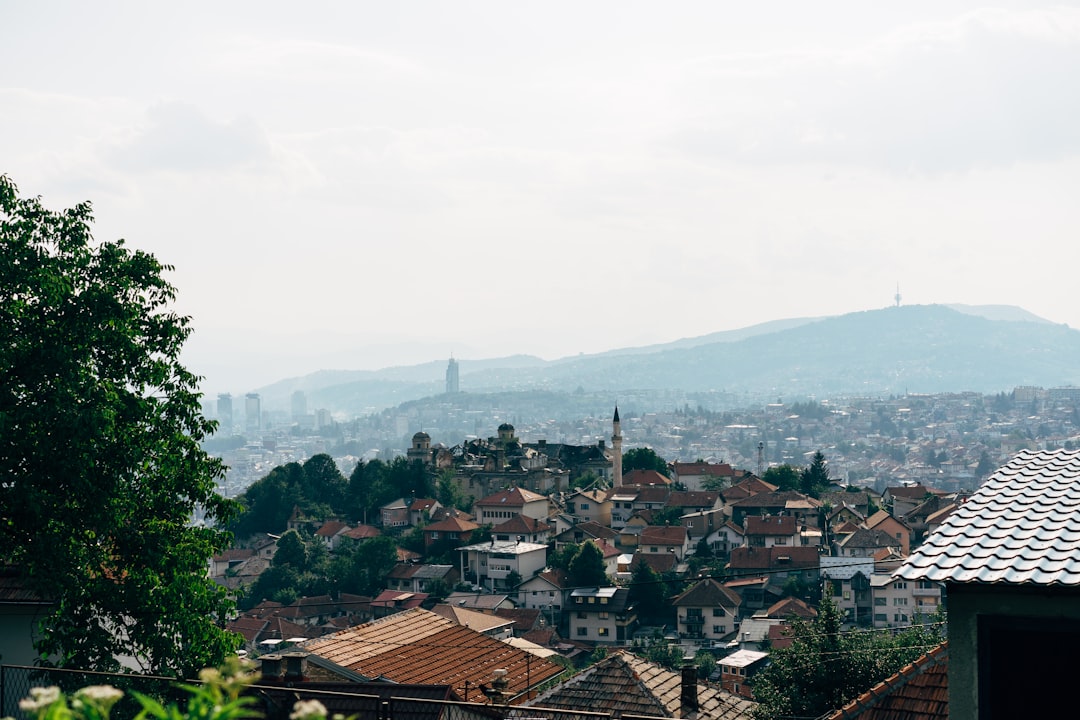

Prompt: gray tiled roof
xmin=895 ymin=449 xmax=1080 ymax=586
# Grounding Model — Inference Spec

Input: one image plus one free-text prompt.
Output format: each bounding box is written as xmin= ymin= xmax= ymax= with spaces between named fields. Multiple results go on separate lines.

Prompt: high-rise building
xmin=216 ymin=393 xmax=233 ymax=433
xmin=245 ymin=393 xmax=261 ymax=433
xmin=446 ymin=357 xmax=460 ymax=394
xmin=291 ymin=390 xmax=308 ymax=421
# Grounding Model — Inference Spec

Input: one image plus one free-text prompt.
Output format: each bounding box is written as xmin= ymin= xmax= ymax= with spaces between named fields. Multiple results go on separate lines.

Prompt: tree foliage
xmin=567 ymin=540 xmax=609 ymax=587
xmin=751 ymin=591 xmax=945 ymax=720
xmin=627 ymin=560 xmax=667 ymax=621
xmin=0 ymin=175 xmax=239 ymax=675
xmin=622 ymin=448 xmax=669 ymax=477
xmin=800 ymin=450 xmax=831 ymax=497
xmin=762 ymin=464 xmax=801 ymax=492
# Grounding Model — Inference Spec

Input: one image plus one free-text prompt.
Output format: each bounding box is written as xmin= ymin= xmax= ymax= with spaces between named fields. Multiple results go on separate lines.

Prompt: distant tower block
xmin=895 ymin=283 xmax=902 ymax=308
xmin=290 ymin=390 xmax=307 ymax=421
xmin=446 ymin=356 xmax=460 ymax=394
xmin=216 ymin=393 xmax=233 ymax=432
xmin=611 ymin=406 xmax=623 ymax=487
xmin=245 ymin=393 xmax=261 ymax=433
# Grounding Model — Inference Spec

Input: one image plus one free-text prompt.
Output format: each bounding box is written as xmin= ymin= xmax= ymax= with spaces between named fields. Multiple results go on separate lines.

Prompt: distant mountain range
xmin=256 ymin=304 xmax=1080 ymax=414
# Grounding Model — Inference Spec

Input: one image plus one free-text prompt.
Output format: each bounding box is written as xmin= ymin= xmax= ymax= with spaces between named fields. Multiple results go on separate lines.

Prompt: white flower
xmin=76 ymin=685 xmax=124 ymax=707
xmin=19 ymin=686 xmax=61 ymax=712
xmin=290 ymin=699 xmax=328 ymax=720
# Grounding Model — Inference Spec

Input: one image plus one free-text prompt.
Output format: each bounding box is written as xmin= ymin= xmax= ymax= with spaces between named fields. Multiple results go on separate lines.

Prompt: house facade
xmin=458 ymin=540 xmax=547 ymax=592
xmin=568 ymin=587 xmax=637 ymax=644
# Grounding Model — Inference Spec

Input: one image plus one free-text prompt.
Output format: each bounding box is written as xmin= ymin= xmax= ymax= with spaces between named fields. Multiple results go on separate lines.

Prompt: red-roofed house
xmin=492 ymin=515 xmax=553 ymax=544
xmin=424 ymin=515 xmax=479 ymax=550
xmin=640 ymin=525 xmax=691 ymax=560
xmin=474 ymin=487 xmax=550 ymax=525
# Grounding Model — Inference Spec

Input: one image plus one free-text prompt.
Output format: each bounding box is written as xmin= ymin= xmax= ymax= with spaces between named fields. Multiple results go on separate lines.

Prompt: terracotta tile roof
xmin=315 ymin=520 xmax=350 ymax=538
xmin=723 ymin=477 xmax=779 ymax=501
xmin=372 ymin=590 xmax=428 ymax=610
xmin=342 ymin=524 xmax=382 ymax=540
xmin=886 ymin=485 xmax=932 ymax=500
xmin=671 ymin=578 xmax=741 ymax=609
xmin=409 ymin=497 xmax=439 ymax=512
xmin=621 ymin=469 xmax=672 ymax=487
xmin=225 ymin=616 xmax=267 ymax=642
xmin=765 ymin=596 xmax=817 ymax=619
xmin=475 ymin=488 xmax=546 ymax=507
xmin=425 ymin=516 xmax=480 ymax=533
xmin=430 ymin=604 xmax=515 ymax=633
xmin=838 ymin=528 xmax=900 ymax=551
xmin=745 ymin=515 xmax=798 ymax=536
xmin=823 ymin=642 xmax=948 ymax=720
xmin=671 ymin=461 xmax=736 ymax=477
xmin=212 ymin=548 xmax=255 ymax=563
xmin=666 ymin=491 xmax=721 ymax=508
xmin=494 ymin=607 xmax=542 ymax=633
xmin=630 ymin=553 xmax=677 ymax=574
xmin=640 ymin=525 xmax=688 ymax=545
xmin=728 ymin=546 xmax=820 ymax=571
xmin=729 ymin=491 xmax=821 ymax=509
xmin=302 ymin=608 xmax=565 ymax=701
xmin=896 ymin=449 xmax=1080 ymax=586
xmin=522 ymin=650 xmax=755 ymax=719
xmin=557 ymin=521 xmax=619 ymax=541
xmin=492 ymin=515 xmax=551 ymax=534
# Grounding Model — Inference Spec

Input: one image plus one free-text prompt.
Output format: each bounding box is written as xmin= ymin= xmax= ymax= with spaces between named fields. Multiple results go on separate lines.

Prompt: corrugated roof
xmin=896 ymin=449 xmax=1080 ymax=586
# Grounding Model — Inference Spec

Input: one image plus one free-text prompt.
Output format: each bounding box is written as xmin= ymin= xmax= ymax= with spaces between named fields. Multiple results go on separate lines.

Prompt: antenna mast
xmin=895 ymin=283 xmax=902 ymax=308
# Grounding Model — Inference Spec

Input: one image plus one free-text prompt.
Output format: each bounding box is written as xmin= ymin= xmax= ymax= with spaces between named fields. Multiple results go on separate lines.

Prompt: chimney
xmin=680 ymin=660 xmax=698 ymax=717
xmin=259 ymin=654 xmax=283 ymax=682
xmin=282 ymin=650 xmax=309 ymax=683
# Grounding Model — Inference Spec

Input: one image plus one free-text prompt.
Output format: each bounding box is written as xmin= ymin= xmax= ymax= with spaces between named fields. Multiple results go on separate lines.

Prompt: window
xmin=713 ymin=625 xmax=725 ymax=634
xmin=893 ymin=581 xmax=907 ymax=590
xmin=577 ymin=627 xmax=587 ymax=636
xmin=687 ymin=608 xmax=702 ymax=618
xmin=874 ymin=613 xmax=887 ymax=622
xmin=588 ymin=597 xmax=595 ymax=604
xmin=429 ymin=531 xmax=439 ymax=539
xmin=598 ymin=627 xmax=609 ymax=636
xmin=775 ymin=537 xmax=788 ymax=545
xmin=874 ymin=597 xmax=887 ymax=606
xmin=712 ymin=608 xmax=725 ymax=617
xmin=600 ymin=597 xmax=608 ymax=604
xmin=581 ymin=503 xmax=590 ymax=510
xmin=577 ymin=611 xmax=586 ymax=619
xmin=650 ymin=547 xmax=659 ymax=553
xmin=893 ymin=597 xmax=908 ymax=606
xmin=599 ymin=611 xmax=609 ymax=620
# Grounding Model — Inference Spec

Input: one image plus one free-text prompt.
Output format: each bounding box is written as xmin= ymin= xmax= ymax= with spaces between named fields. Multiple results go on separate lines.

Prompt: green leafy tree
xmin=800 ymin=450 xmax=831 ymax=497
xmin=0 ymin=175 xmax=240 ymax=675
xmin=232 ymin=462 xmax=305 ymax=537
xmin=751 ymin=590 xmax=945 ymax=720
xmin=302 ymin=453 xmax=348 ymax=513
xmin=627 ymin=560 xmax=667 ymax=621
xmin=762 ymin=464 xmax=801 ymax=492
xmin=622 ymin=448 xmax=670 ymax=477
xmin=273 ymin=529 xmax=308 ymax=571
xmin=548 ymin=542 xmax=582 ymax=574
xmin=435 ymin=468 xmax=471 ymax=512
xmin=568 ymin=540 xmax=609 ymax=587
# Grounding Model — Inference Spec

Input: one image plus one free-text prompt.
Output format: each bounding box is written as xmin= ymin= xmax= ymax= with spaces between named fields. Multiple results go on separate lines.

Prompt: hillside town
xmin=208 ymin=380 xmax=1080 ymax=500
xmin=207 ymin=407 xmax=965 ymax=713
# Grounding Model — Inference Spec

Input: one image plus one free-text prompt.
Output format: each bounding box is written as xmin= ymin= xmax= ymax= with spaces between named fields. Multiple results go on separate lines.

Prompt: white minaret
xmin=611 ymin=406 xmax=623 ymax=487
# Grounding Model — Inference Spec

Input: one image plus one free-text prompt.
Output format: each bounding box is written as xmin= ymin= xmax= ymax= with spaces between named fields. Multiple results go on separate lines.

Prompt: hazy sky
xmin=4 ymin=2 xmax=1080 ymax=394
